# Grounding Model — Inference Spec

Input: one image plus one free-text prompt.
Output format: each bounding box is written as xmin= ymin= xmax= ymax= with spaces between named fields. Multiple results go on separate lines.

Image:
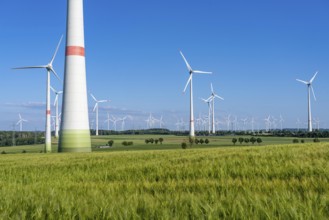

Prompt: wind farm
xmin=1 ymin=0 xmax=329 ymax=219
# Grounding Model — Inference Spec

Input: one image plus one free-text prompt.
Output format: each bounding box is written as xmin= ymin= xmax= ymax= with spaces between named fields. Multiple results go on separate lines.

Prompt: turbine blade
xmin=193 ymin=70 xmax=212 ymax=74
xmin=311 ymin=86 xmax=316 ymax=101
xmin=215 ymin=94 xmax=224 ymax=100
xmin=12 ymin=65 xmax=47 ymax=70
xmin=90 ymin=94 xmax=97 ymax=101
xmin=50 ymin=35 xmax=64 ymax=65
xmin=180 ymin=51 xmax=193 ymax=72
xmin=50 ymin=86 xmax=56 ymax=93
xmin=205 ymin=96 xmax=213 ymax=102
xmin=211 ymin=83 xmax=214 ymax=93
xmin=54 ymin=95 xmax=58 ymax=106
xmin=183 ymin=75 xmax=192 ymax=93
xmin=93 ymin=103 xmax=98 ymax=112
xmin=50 ymin=68 xmax=61 ymax=81
xmin=296 ymin=79 xmax=308 ymax=84
xmin=310 ymin=71 xmax=318 ymax=83
xmin=98 ymin=100 xmax=108 ymax=103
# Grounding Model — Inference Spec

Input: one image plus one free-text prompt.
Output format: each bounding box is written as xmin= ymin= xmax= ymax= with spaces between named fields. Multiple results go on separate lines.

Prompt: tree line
xmin=0 ymin=131 xmax=45 ymax=147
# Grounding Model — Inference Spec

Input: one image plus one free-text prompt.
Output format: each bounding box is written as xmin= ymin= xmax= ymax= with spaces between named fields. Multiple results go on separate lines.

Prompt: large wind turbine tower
xmin=59 ymin=0 xmax=91 ymax=152
xmin=296 ymin=71 xmax=318 ymax=132
xmin=180 ymin=51 xmax=212 ymax=137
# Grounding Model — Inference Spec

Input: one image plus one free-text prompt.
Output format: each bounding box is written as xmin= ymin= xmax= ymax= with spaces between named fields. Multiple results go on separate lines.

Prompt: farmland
xmin=0 ymin=135 xmax=328 ymax=219
xmin=1 ymin=134 xmax=328 ymax=153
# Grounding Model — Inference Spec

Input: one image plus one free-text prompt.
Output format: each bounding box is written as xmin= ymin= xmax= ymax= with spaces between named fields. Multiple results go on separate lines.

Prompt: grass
xmin=0 ymin=140 xmax=328 ymax=219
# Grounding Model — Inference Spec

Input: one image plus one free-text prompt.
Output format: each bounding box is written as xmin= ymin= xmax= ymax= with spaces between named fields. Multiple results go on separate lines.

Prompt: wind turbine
xmin=264 ymin=115 xmax=271 ymax=132
xmin=241 ymin=118 xmax=248 ymax=131
xmin=90 ymin=94 xmax=109 ymax=136
xmin=104 ymin=112 xmax=111 ymax=130
xmin=50 ymin=86 xmax=63 ymax=138
xmin=250 ymin=117 xmax=256 ymax=132
xmin=119 ymin=116 xmax=128 ymax=131
xmin=156 ymin=116 xmax=165 ymax=128
xmin=296 ymin=71 xmax=318 ymax=132
xmin=13 ymin=36 xmax=63 ymax=152
xmin=279 ymin=114 xmax=284 ymax=131
xmin=111 ymin=116 xmax=119 ymax=131
xmin=16 ymin=114 xmax=28 ymax=132
xmin=201 ymin=97 xmax=213 ymax=133
xmin=207 ymin=83 xmax=224 ymax=134
xmin=180 ymin=51 xmax=212 ymax=137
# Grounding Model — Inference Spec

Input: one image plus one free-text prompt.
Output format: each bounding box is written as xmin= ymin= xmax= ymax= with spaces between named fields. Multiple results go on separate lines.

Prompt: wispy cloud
xmin=4 ymin=102 xmax=45 ymax=109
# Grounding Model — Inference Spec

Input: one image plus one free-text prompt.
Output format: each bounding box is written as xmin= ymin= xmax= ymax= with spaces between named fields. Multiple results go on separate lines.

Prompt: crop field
xmin=0 ymin=137 xmax=328 ymax=219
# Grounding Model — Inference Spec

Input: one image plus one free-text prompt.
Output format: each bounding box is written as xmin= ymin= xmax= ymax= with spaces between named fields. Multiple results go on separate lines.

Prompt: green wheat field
xmin=0 ymin=135 xmax=328 ymax=219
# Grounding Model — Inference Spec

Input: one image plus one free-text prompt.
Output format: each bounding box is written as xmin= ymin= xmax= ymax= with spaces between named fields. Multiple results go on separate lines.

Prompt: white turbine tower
xmin=51 ymin=86 xmax=63 ymax=138
xmin=16 ymin=114 xmax=28 ymax=132
xmin=111 ymin=116 xmax=119 ymax=131
xmin=264 ymin=115 xmax=271 ymax=132
xmin=120 ymin=116 xmax=128 ymax=131
xmin=104 ymin=112 xmax=111 ymax=130
xmin=13 ymin=36 xmax=63 ymax=152
xmin=156 ymin=116 xmax=165 ymax=129
xmin=90 ymin=94 xmax=109 ymax=136
xmin=207 ymin=83 xmax=224 ymax=134
xmin=241 ymin=118 xmax=248 ymax=131
xmin=180 ymin=51 xmax=212 ymax=137
xmin=201 ymin=97 xmax=213 ymax=133
xmin=279 ymin=114 xmax=284 ymax=131
xmin=296 ymin=71 xmax=318 ymax=132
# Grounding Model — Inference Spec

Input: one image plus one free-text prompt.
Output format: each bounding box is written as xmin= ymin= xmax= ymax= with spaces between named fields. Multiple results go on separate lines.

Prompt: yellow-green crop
xmin=0 ymin=143 xmax=328 ymax=219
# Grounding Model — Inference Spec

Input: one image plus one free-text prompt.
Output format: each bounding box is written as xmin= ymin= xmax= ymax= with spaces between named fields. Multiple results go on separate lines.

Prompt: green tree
xmin=181 ymin=142 xmax=187 ymax=149
xmin=108 ymin=140 xmax=114 ymax=146
xmin=313 ymin=138 xmax=320 ymax=143
xmin=244 ymin=138 xmax=250 ymax=144
xmin=194 ymin=138 xmax=199 ymax=145
xmin=199 ymin=139 xmax=204 ymax=144
xmin=232 ymin=138 xmax=237 ymax=145
xmin=159 ymin=137 xmax=164 ymax=144
xmin=238 ymin=137 xmax=244 ymax=144
xmin=256 ymin=138 xmax=262 ymax=145
xmin=250 ymin=137 xmax=256 ymax=144
xmin=205 ymin=139 xmax=209 ymax=144
xmin=189 ymin=137 xmax=194 ymax=147
xmin=155 ymin=139 xmax=159 ymax=144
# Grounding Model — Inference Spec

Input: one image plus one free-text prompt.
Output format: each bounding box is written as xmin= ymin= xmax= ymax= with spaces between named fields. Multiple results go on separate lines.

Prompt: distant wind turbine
xmin=296 ymin=71 xmax=318 ymax=132
xmin=51 ymin=86 xmax=63 ymax=138
xmin=13 ymin=36 xmax=63 ymax=152
xmin=16 ymin=114 xmax=28 ymax=132
xmin=104 ymin=112 xmax=111 ymax=130
xmin=180 ymin=51 xmax=212 ymax=137
xmin=201 ymin=97 xmax=212 ymax=133
xmin=90 ymin=93 xmax=110 ymax=136
xmin=279 ymin=114 xmax=284 ymax=131
xmin=207 ymin=83 xmax=224 ymax=134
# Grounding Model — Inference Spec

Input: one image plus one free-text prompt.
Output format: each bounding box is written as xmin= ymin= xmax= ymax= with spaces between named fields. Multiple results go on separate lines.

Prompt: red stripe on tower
xmin=46 ymin=110 xmax=51 ymax=115
xmin=66 ymin=46 xmax=85 ymax=56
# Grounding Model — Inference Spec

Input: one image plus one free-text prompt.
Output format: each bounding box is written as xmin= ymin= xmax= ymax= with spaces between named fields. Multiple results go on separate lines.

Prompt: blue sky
xmin=0 ymin=0 xmax=328 ymax=131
